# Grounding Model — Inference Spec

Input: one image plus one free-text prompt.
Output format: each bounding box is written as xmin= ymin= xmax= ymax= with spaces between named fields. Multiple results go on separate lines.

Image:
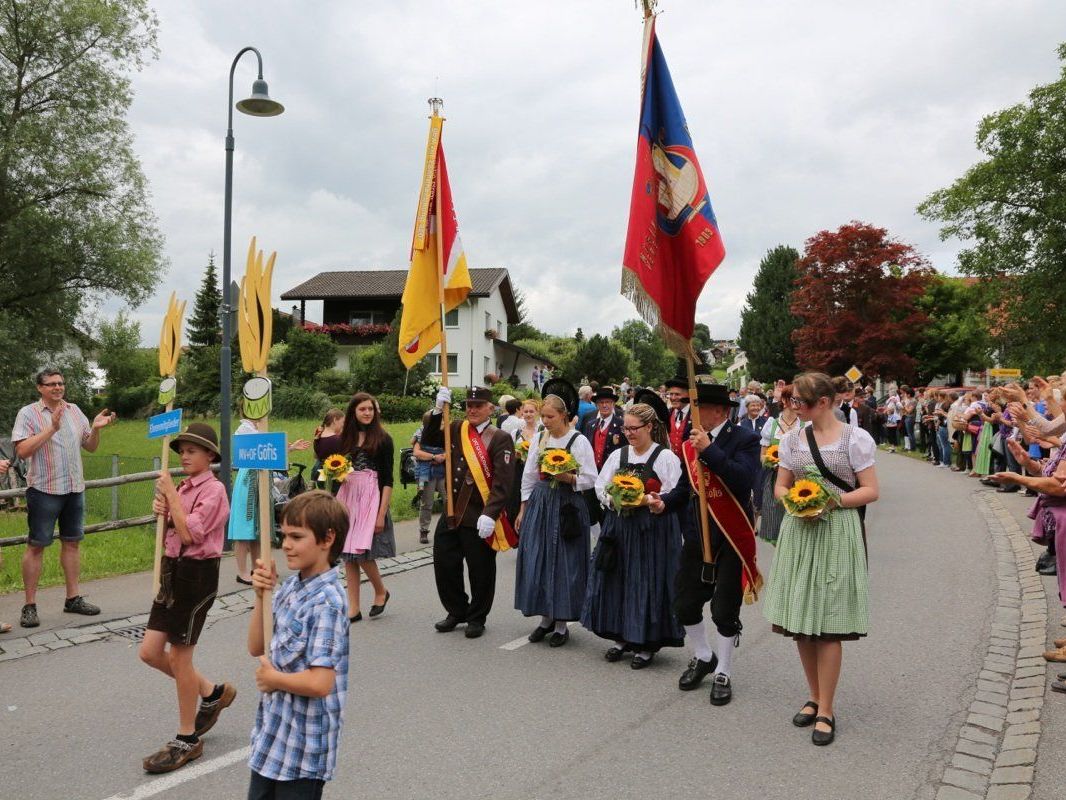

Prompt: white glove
xmin=435 ymin=387 xmax=452 ymax=409
xmin=476 ymin=514 xmax=496 ymax=538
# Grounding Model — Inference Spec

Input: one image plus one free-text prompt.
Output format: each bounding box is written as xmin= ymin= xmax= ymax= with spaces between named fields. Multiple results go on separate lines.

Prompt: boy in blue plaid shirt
xmin=248 ymin=490 xmax=349 ymax=799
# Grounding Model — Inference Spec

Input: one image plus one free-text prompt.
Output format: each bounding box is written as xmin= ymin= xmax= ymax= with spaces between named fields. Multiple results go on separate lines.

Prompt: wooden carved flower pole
xmin=153 ymin=293 xmax=187 ymax=595
xmin=238 ymin=237 xmax=277 ymax=642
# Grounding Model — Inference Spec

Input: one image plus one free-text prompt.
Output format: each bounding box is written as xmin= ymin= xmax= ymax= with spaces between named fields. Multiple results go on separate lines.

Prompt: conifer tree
xmin=737 ymin=246 xmax=802 ymax=382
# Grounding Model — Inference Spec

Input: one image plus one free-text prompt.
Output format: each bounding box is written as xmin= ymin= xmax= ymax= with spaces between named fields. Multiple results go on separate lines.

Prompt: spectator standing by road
xmin=0 ymin=458 xmax=10 ymax=633
xmin=412 ymin=411 xmax=446 ymax=545
xmin=12 ymin=368 xmax=116 ymax=628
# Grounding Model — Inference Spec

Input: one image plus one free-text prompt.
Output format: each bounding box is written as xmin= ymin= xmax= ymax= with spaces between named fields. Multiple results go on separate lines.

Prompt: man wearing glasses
xmin=12 ymin=368 xmax=116 ymax=628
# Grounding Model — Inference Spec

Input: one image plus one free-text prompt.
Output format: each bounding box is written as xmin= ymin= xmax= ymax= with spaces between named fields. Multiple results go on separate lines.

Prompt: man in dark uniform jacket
xmin=580 ymin=387 xmax=626 ymax=471
xmin=663 ymin=382 xmax=761 ymax=706
xmin=664 ymin=377 xmax=692 ymax=456
xmin=424 ymin=386 xmax=515 ymax=639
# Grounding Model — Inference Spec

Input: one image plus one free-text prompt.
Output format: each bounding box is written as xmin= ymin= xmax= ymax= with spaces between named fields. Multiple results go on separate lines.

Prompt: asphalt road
xmin=0 ymin=454 xmax=1006 ymax=800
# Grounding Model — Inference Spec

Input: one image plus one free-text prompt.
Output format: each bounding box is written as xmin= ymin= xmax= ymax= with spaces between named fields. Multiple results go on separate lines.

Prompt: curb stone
xmin=933 ymin=494 xmax=1048 ymax=800
xmin=0 ymin=546 xmax=436 ymax=662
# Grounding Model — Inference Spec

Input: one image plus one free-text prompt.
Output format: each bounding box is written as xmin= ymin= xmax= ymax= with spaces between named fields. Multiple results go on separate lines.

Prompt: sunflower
xmin=612 ymin=474 xmax=643 ymax=491
xmin=762 ymin=444 xmax=780 ymax=468
xmin=605 ymin=469 xmax=646 ymax=513
xmin=787 ymin=480 xmax=821 ymax=503
xmin=538 ymin=448 xmax=579 ymax=486
xmin=321 ymin=453 xmax=353 ymax=488
xmin=323 ymin=455 xmax=348 ymax=472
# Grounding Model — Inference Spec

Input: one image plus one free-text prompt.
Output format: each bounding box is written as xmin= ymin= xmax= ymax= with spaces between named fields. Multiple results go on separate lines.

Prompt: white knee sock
xmin=714 ymin=632 xmax=735 ymax=678
xmin=554 ymin=621 xmax=568 ymax=635
xmin=684 ymin=622 xmax=713 ymax=662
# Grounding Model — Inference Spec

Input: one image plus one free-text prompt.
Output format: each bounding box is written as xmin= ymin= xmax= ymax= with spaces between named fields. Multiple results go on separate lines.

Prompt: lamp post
xmin=220 ymin=47 xmax=284 ymax=496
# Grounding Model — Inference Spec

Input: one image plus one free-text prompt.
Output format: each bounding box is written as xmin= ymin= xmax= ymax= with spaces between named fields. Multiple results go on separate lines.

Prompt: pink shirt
xmin=164 ymin=471 xmax=230 ymax=559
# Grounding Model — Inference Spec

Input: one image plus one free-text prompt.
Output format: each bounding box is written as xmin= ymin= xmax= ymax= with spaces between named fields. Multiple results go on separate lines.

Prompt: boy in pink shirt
xmin=139 ymin=423 xmax=235 ymax=774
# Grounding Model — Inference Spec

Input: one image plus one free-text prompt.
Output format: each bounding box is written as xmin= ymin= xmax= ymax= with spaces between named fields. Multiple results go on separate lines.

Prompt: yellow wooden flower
xmin=788 ymin=479 xmax=821 ymax=503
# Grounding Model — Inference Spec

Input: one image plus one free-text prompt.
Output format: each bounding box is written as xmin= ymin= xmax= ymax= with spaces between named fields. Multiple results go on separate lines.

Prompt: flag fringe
xmin=621 ymin=268 xmax=696 ymax=360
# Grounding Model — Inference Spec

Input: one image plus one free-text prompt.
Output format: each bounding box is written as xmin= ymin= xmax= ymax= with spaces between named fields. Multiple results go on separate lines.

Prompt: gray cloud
xmin=115 ymin=0 xmax=1066 ymax=345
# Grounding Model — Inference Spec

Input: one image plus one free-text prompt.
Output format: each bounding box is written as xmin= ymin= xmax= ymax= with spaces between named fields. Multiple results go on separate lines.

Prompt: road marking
xmin=500 ymin=622 xmax=574 ymax=651
xmin=101 ymin=745 xmax=250 ymax=800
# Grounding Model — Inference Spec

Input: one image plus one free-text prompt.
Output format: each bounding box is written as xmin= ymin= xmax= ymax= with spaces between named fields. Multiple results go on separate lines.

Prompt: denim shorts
xmin=26 ymin=487 xmax=85 ymax=547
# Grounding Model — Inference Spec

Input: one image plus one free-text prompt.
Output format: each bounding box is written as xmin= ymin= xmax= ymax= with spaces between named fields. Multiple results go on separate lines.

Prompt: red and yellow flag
xmin=398 ymin=115 xmax=472 ymax=368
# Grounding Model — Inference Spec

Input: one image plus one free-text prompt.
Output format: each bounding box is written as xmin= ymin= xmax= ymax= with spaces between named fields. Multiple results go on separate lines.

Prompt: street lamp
xmin=220 ymin=47 xmax=284 ymax=496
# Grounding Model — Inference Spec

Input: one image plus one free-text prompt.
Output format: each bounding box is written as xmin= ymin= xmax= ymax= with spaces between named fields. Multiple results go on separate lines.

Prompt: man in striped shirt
xmin=12 ymin=368 xmax=117 ymax=628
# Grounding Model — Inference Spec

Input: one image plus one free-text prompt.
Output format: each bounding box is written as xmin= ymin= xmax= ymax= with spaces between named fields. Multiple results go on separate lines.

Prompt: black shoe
xmin=812 ymin=715 xmax=836 ymax=746
xmin=434 ymin=614 xmax=464 ymax=632
xmin=630 ymin=653 xmax=654 ymax=670
xmin=1038 ymin=563 xmax=1058 ymax=576
xmin=1059 ymin=670 xmax=1066 ymax=681
xmin=1051 ymin=680 xmax=1066 ymax=694
xmin=20 ymin=603 xmax=39 ymax=628
xmin=348 ymin=613 xmax=362 ymax=624
xmin=709 ymin=674 xmax=732 ymax=706
xmin=980 ymin=478 xmax=999 ymax=487
xmin=1037 ymin=551 xmax=1055 ymax=571
xmin=605 ymin=644 xmax=630 ymax=662
xmin=548 ymin=629 xmax=569 ymax=648
xmin=1024 ymin=488 xmax=1038 ymax=497
xmin=63 ymin=595 xmax=100 ymax=616
xmin=678 ymin=656 xmax=718 ymax=691
xmin=528 ymin=624 xmax=553 ymax=643
xmin=792 ymin=700 xmax=819 ymax=727
xmin=997 ymin=484 xmax=1021 ymax=493
xmin=368 ymin=591 xmax=390 ymax=618
xmin=465 ymin=623 xmax=485 ymax=639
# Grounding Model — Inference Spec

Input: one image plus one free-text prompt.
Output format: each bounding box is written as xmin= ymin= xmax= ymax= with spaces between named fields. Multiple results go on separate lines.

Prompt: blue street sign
xmin=232 ymin=432 xmax=288 ymax=470
xmin=147 ymin=408 xmax=183 ymax=440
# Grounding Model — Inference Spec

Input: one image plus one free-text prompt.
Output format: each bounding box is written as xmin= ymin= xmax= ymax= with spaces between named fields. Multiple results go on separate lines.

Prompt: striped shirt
xmin=11 ymin=402 xmax=91 ymax=495
xmin=249 ymin=568 xmax=349 ymax=782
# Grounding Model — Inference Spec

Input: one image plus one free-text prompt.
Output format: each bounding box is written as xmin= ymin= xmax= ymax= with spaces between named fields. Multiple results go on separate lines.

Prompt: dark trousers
xmin=248 ymin=771 xmax=324 ymax=800
xmin=673 ymin=540 xmax=743 ymax=637
xmin=433 ymin=516 xmax=498 ymax=625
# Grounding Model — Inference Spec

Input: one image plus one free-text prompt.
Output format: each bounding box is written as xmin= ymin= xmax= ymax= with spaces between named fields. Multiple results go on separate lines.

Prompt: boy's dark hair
xmin=505 ymin=398 xmax=521 ymax=415
xmin=279 ymin=490 xmax=349 ymax=566
xmin=831 ymin=376 xmax=853 ymax=394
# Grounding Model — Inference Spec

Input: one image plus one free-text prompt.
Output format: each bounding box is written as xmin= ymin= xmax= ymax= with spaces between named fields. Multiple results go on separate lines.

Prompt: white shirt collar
xmin=709 ymin=420 xmax=728 ymax=439
xmin=475 ymin=420 xmax=491 ymax=434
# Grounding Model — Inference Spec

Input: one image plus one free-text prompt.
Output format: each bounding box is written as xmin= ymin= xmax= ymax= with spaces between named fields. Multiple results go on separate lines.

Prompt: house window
xmin=496 ymin=319 xmax=503 ymax=338
xmin=444 ymin=308 xmax=459 ymax=327
xmin=349 ymin=310 xmax=386 ymax=326
xmin=430 ymin=354 xmax=458 ymax=374
xmin=484 ymin=356 xmax=491 ymax=378
xmin=484 ymin=311 xmax=492 ymax=332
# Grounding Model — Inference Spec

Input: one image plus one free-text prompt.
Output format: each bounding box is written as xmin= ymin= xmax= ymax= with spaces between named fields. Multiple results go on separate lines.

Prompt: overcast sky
xmin=117 ymin=0 xmax=1066 ymax=345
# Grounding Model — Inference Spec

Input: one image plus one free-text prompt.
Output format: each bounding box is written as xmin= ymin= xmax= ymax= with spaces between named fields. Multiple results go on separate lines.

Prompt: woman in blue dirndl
xmin=582 ymin=400 xmax=684 ymax=669
xmin=514 ymin=393 xmax=598 ymax=647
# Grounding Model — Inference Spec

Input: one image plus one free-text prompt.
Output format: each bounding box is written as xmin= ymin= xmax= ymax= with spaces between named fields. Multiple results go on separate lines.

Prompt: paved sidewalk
xmin=0 ymin=514 xmax=435 ymax=657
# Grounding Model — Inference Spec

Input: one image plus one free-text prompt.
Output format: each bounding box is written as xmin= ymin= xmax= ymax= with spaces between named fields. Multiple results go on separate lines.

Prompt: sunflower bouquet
xmin=762 ymin=444 xmax=780 ymax=469
xmin=320 ymin=453 xmax=353 ymax=493
xmin=515 ymin=439 xmax=531 ymax=462
xmin=539 ymin=447 xmax=579 ymax=487
xmin=781 ymin=466 xmax=838 ymax=520
xmin=604 ymin=469 xmax=646 ymax=514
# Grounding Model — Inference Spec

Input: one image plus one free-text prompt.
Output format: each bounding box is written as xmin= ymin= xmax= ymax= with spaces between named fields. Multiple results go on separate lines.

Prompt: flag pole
xmin=429 ymin=97 xmax=455 ymax=523
xmin=686 ymin=354 xmax=715 ymax=580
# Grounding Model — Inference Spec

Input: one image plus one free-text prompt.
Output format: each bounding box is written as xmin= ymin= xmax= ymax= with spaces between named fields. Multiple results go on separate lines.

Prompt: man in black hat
xmin=663 ymin=377 xmax=692 ymax=456
xmin=580 ymin=386 xmax=626 ymax=471
xmin=663 ymin=381 xmax=761 ymax=707
xmin=424 ymin=386 xmax=515 ymax=639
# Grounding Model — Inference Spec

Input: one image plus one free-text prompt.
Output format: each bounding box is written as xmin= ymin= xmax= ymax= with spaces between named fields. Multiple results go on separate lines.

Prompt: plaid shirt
xmin=11 ymin=401 xmax=91 ymax=495
xmin=249 ymin=568 xmax=349 ymax=782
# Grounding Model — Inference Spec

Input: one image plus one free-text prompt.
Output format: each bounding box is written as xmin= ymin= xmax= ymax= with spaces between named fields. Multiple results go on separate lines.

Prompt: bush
xmin=109 ymin=383 xmax=158 ymax=418
xmin=272 ymin=385 xmax=330 ymax=418
xmin=315 ymin=369 xmax=353 ymax=396
xmin=376 ymin=394 xmax=432 ymax=422
xmin=329 ymin=393 xmax=353 ymax=409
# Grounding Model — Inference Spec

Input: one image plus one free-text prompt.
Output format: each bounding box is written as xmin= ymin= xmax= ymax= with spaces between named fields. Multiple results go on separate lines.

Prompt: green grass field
xmin=0 ymin=418 xmax=421 ymax=594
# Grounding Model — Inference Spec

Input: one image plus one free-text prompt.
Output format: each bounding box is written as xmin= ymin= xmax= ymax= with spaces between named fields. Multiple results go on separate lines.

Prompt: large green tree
xmin=350 ymin=308 xmax=430 ymax=396
xmin=610 ymin=319 xmax=674 ymax=385
xmin=918 ymin=43 xmax=1066 ymax=372
xmin=562 ymin=334 xmax=633 ymax=385
xmin=738 ymin=245 xmax=802 ymax=381
xmin=97 ymin=310 xmax=153 ymax=401
xmin=908 ymin=276 xmax=992 ymax=385
xmin=0 ymin=0 xmax=163 ymax=326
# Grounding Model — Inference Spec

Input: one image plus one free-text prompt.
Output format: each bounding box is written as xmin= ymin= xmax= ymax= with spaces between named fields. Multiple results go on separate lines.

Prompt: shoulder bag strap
xmin=644 ymin=444 xmax=663 ymax=476
xmin=804 ymin=425 xmax=855 ymax=493
xmin=565 ymin=432 xmax=581 ymax=452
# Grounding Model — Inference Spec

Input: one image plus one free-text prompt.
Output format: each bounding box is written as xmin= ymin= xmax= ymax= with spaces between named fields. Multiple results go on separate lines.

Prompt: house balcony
xmin=302 ymin=321 xmax=391 ymax=345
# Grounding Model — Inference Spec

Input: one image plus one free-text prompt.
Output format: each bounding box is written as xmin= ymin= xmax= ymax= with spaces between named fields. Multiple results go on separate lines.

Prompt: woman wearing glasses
xmin=758 ymin=384 xmax=805 ymax=545
xmin=514 ymin=392 xmax=598 ymax=647
xmin=763 ymin=372 xmax=879 ymax=746
xmin=582 ymin=400 xmax=684 ymax=669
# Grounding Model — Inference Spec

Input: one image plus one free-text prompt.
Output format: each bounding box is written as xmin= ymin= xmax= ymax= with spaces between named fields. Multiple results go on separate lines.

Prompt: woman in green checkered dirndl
xmin=762 ymin=372 xmax=879 ymax=747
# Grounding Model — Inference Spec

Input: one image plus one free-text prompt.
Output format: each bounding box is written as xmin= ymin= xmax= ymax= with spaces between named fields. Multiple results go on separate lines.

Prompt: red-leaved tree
xmin=791 ymin=222 xmax=933 ymax=381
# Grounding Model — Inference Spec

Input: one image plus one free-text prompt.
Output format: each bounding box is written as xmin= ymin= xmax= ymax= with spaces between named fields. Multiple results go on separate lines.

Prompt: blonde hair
xmin=625 ymin=403 xmax=668 ymax=447
xmin=521 ymin=398 xmax=542 ymax=412
xmin=541 ymin=394 xmax=568 ymax=417
xmin=792 ymin=372 xmax=837 ymax=407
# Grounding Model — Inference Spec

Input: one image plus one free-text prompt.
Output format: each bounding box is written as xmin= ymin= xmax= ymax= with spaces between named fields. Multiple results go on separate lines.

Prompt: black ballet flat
xmin=548 ymin=629 xmax=570 ymax=648
xmin=348 ymin=612 xmax=362 ymax=624
xmin=630 ymin=653 xmax=654 ymax=670
xmin=812 ymin=716 xmax=836 ymax=746
xmin=528 ymin=624 xmax=553 ymax=643
xmin=605 ymin=644 xmax=630 ymax=662
xmin=792 ymin=700 xmax=819 ymax=727
xmin=369 ymin=591 xmax=390 ymax=618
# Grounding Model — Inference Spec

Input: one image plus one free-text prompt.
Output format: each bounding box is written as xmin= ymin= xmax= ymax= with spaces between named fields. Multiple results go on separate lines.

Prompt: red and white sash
xmin=461 ymin=421 xmax=518 ymax=552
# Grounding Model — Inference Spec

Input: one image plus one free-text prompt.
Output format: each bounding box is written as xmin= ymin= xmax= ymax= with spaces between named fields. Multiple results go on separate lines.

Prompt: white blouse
xmin=521 ymin=430 xmax=599 ymax=501
xmin=778 ymin=425 xmax=877 ymax=474
xmin=595 ymin=444 xmax=682 ymax=506
xmin=760 ymin=415 xmax=805 ymax=447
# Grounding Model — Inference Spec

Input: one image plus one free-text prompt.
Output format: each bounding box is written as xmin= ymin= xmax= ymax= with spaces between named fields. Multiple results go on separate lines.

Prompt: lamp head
xmin=236 ymin=79 xmax=284 ymax=117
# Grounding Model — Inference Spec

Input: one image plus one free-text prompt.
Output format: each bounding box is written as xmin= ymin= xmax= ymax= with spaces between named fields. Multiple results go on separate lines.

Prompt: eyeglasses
xmin=622 ymin=423 xmax=649 ymax=433
xmin=789 ymin=397 xmax=811 ymax=408
xmin=41 ymin=381 xmax=65 ymax=387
